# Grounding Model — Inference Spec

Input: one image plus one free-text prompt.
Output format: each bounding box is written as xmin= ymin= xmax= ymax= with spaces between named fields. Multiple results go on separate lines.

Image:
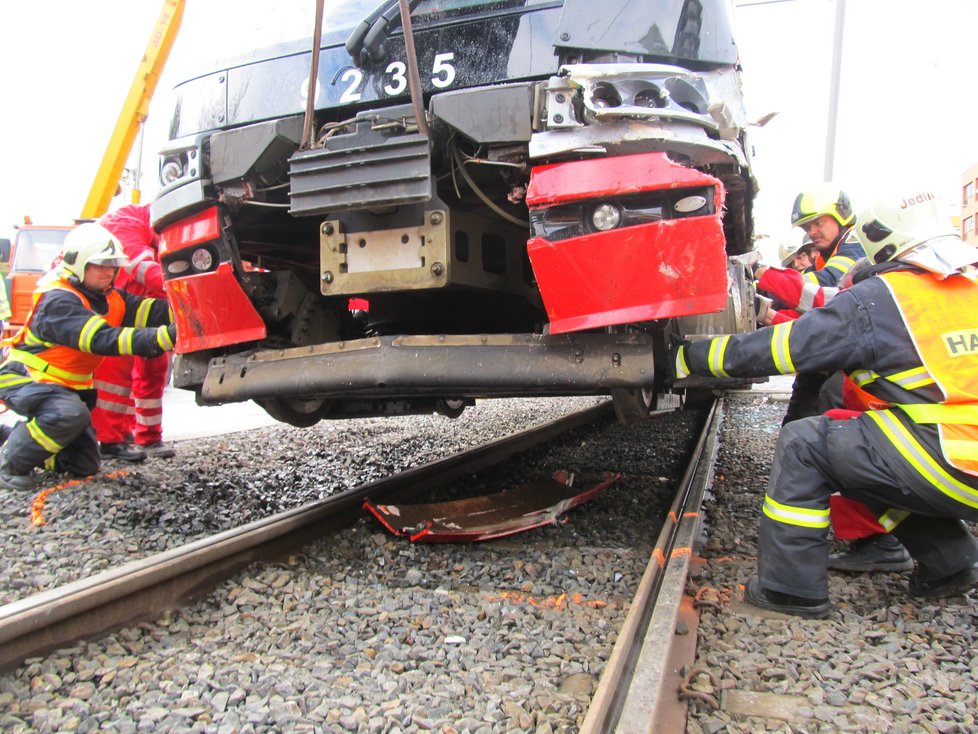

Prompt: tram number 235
xmin=336 ymin=52 xmax=457 ymax=103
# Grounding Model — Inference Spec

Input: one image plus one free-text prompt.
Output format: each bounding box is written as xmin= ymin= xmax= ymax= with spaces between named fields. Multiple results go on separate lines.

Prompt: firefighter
xmin=0 ymin=224 xmax=175 ymax=491
xmin=756 ymin=189 xmax=867 ymax=425
xmin=91 ymin=204 xmax=174 ymax=461
xmin=673 ymin=190 xmax=978 ymax=617
xmin=779 ymin=231 xmax=816 ymax=273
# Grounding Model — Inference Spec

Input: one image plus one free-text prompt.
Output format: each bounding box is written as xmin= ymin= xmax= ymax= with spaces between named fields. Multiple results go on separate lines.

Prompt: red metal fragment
xmin=363 ymin=470 xmax=621 ymax=543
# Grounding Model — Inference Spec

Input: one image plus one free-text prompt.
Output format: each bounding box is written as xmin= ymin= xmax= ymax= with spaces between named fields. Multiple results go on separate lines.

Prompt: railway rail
xmin=0 ymin=397 xmax=724 ymax=732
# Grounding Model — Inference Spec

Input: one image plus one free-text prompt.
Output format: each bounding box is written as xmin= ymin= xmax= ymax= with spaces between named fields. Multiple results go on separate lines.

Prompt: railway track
xmin=0 ymin=397 xmax=724 ymax=732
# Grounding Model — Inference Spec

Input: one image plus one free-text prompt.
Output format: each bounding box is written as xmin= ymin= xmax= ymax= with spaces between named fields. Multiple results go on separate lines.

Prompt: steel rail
xmin=581 ymin=396 xmax=723 ymax=733
xmin=0 ymin=401 xmax=612 ymax=673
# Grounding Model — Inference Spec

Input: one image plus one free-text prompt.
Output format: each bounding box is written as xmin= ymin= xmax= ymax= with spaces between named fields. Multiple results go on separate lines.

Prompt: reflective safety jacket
xmin=757 ymin=230 xmax=865 ymax=314
xmin=676 ymin=262 xmax=978 ymax=504
xmin=0 ymin=275 xmax=174 ymax=391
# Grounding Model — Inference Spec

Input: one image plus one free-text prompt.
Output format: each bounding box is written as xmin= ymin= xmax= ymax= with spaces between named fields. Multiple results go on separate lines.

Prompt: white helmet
xmin=778 ymin=229 xmax=814 ymax=267
xmin=855 ymin=191 xmax=978 ymax=278
xmin=60 ymin=223 xmax=129 ymax=282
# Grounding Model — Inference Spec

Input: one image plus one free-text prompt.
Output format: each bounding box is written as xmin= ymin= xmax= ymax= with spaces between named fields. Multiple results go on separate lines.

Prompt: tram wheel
xmin=256 ymin=397 xmax=332 ymax=427
xmin=611 ymin=387 xmax=656 ymax=425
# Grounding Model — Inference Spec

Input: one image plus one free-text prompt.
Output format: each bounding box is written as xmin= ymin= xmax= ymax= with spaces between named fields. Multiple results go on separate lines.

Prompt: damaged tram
xmin=152 ymin=0 xmax=757 ymax=427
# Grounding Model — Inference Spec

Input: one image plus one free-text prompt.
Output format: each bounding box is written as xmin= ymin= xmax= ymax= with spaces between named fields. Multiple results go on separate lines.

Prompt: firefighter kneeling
xmin=0 ymin=224 xmax=176 ymax=491
xmin=674 ymin=190 xmax=978 ymax=618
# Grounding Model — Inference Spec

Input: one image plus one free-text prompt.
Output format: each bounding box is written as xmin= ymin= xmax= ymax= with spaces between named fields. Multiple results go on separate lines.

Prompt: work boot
xmin=743 ymin=576 xmax=831 ymax=619
xmin=140 ymin=441 xmax=176 ymax=459
xmin=0 ymin=465 xmax=35 ymax=491
xmin=909 ymin=563 xmax=978 ymax=599
xmin=827 ymin=534 xmax=913 ymax=572
xmin=99 ymin=442 xmax=147 ymax=463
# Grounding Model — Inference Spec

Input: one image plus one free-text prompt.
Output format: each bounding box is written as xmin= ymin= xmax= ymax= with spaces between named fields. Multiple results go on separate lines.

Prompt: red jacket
xmin=98 ymin=204 xmax=165 ymax=298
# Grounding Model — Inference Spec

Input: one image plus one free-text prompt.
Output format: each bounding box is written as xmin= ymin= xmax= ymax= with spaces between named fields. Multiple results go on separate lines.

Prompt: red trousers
xmin=92 ymin=353 xmax=170 ymax=446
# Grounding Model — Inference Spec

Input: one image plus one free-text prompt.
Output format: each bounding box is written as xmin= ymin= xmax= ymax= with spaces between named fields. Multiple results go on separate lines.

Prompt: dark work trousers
xmin=759 ymin=414 xmax=978 ymax=600
xmin=781 ymin=372 xmax=829 ymax=426
xmin=0 ymin=381 xmax=100 ymax=476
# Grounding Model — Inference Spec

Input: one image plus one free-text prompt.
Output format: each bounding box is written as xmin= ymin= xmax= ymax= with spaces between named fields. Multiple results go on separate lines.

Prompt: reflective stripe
xmin=94 ymin=380 xmax=131 ymax=396
xmin=770 ymin=321 xmax=795 ymax=374
xmin=134 ymin=398 xmax=163 ymax=409
xmin=762 ymin=494 xmax=830 ymax=529
xmin=897 ymin=403 xmax=978 ymax=425
xmin=821 ymin=286 xmax=839 ymax=304
xmin=707 ymin=336 xmax=730 ymax=378
xmin=803 ymin=271 xmax=820 ymax=285
xmin=136 ymin=413 xmax=163 ymax=426
xmin=117 ymin=328 xmax=136 ymax=356
xmin=877 ymin=509 xmax=910 ymax=532
xmin=125 ymin=250 xmax=153 ymax=274
xmin=8 ymin=349 xmax=91 ymax=383
xmin=824 ymin=256 xmax=856 ymax=275
xmin=850 ymin=369 xmax=879 ymax=388
xmin=78 ymin=316 xmax=106 ymax=352
xmin=867 ymin=410 xmax=978 ymax=509
xmin=157 ymin=325 xmax=174 ymax=352
xmin=23 ymin=328 xmax=50 ymax=348
xmin=96 ymin=398 xmax=133 ymax=414
xmin=0 ymin=374 xmax=31 ymax=389
xmin=676 ymin=345 xmax=690 ymax=380
xmin=135 ymin=299 xmax=154 ymax=328
xmin=27 ymin=418 xmax=62 ymax=454
xmin=886 ymin=366 xmax=935 ymax=391
xmin=798 ymin=281 xmax=819 ymax=312
xmin=134 ymin=260 xmax=156 ymax=285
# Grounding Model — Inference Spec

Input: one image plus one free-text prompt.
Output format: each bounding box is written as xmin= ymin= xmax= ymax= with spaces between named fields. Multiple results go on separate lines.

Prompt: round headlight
xmin=191 ymin=247 xmax=214 ymax=271
xmin=675 ymin=195 xmax=707 ymax=214
xmin=591 ymin=203 xmax=621 ymax=231
xmin=160 ymin=158 xmax=184 ymax=185
xmin=166 ymin=260 xmax=190 ymax=275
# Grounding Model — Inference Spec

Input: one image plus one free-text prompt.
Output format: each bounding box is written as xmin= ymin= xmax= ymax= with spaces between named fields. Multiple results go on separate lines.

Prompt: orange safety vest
xmin=5 ymin=277 xmax=126 ymax=390
xmin=877 ymin=270 xmax=978 ymax=476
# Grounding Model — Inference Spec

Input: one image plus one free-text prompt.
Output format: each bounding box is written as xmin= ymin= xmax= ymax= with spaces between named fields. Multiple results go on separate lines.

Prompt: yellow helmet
xmin=790 ymin=187 xmax=854 ymax=228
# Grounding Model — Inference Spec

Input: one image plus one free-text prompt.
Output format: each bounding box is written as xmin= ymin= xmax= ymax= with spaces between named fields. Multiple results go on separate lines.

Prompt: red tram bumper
xmin=526 ymin=152 xmax=729 ymax=334
xmin=159 ymin=206 xmax=266 ymax=353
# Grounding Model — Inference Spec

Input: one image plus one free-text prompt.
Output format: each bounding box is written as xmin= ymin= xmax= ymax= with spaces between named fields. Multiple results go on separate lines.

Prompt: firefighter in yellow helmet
xmin=0 ymin=224 xmax=176 ymax=491
xmin=673 ymin=189 xmax=978 ymax=617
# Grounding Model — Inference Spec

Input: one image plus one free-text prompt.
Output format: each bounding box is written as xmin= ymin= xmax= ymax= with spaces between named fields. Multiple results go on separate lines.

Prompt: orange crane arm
xmin=80 ymin=0 xmax=185 ymax=219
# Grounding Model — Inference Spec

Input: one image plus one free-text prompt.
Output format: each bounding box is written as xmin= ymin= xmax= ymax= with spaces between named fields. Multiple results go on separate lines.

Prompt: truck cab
xmin=2 ymin=224 xmax=73 ymax=339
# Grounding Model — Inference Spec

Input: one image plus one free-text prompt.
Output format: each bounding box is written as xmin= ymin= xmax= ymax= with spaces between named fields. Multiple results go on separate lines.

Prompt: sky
xmin=1 ymin=0 xmax=977 ymax=248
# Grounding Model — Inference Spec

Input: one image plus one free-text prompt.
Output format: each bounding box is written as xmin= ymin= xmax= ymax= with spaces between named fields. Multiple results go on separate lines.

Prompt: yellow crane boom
xmin=80 ymin=0 xmax=185 ymax=219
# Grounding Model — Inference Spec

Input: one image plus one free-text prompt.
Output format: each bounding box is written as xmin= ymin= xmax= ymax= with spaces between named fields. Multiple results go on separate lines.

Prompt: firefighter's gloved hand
xmin=729 ymin=250 xmax=765 ymax=278
xmin=166 ymin=322 xmax=177 ymax=347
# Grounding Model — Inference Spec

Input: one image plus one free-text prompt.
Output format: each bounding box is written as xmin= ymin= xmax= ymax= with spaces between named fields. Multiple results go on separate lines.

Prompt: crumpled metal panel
xmin=363 ymin=470 xmax=621 ymax=542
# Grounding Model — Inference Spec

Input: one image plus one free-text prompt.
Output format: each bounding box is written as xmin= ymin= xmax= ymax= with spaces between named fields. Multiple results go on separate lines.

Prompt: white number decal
xmin=339 ymin=67 xmax=364 ymax=103
xmin=430 ymin=52 xmax=456 ymax=89
xmin=384 ymin=61 xmax=408 ymax=96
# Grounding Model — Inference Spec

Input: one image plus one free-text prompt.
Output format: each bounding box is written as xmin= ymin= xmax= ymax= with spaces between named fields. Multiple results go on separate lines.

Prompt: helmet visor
xmin=88 ymin=255 xmax=129 ymax=268
xmin=899 ymin=236 xmax=978 ymax=278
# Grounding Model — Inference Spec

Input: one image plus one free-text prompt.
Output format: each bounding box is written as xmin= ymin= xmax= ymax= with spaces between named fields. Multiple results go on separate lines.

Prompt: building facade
xmin=962 ymin=162 xmax=978 ymax=244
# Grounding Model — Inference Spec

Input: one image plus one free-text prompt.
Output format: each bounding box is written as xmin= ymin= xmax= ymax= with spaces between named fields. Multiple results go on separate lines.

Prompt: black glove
xmin=166 ymin=322 xmax=177 ymax=347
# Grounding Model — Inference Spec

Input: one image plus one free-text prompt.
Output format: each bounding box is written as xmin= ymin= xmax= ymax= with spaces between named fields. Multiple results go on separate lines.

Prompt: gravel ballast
xmin=0 ymin=397 xmax=703 ymax=733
